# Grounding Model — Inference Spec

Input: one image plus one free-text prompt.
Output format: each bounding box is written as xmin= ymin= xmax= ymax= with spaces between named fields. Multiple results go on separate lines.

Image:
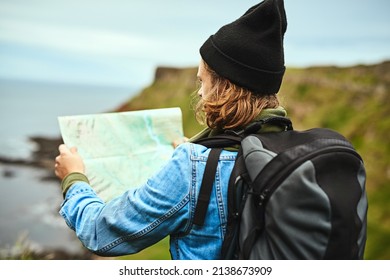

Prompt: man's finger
xmin=70 ymin=147 xmax=78 ymax=154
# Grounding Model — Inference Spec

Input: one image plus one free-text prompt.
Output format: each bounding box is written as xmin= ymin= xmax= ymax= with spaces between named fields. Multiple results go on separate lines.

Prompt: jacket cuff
xmin=61 ymin=172 xmax=90 ymax=198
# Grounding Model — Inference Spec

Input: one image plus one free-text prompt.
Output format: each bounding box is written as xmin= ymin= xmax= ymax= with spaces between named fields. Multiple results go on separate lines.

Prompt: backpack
xmin=192 ymin=117 xmax=368 ymax=259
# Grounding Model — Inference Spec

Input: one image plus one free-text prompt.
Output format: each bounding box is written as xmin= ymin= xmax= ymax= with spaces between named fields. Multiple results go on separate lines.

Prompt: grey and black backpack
xmin=193 ymin=117 xmax=368 ymax=259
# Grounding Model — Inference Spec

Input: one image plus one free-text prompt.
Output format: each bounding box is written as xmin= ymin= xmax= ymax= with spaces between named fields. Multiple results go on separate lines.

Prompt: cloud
xmin=0 ymin=0 xmax=388 ymax=87
xmin=0 ymin=18 xmax=158 ymax=58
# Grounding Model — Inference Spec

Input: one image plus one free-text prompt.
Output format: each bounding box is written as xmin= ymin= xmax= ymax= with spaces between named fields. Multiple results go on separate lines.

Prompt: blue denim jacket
xmin=60 ymin=142 xmax=237 ymax=259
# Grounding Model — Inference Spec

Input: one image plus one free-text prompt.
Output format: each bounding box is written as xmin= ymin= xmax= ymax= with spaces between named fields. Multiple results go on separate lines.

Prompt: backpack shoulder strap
xmin=192 ymin=116 xmax=292 ymax=227
xmin=193 ymin=148 xmax=223 ymax=226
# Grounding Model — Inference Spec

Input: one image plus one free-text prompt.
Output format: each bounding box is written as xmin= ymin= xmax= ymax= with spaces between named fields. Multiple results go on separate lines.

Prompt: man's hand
xmin=55 ymin=144 xmax=85 ymax=180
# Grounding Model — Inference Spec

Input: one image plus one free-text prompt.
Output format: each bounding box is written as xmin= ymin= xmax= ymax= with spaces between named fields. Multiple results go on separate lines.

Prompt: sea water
xmin=0 ymin=79 xmax=137 ymax=158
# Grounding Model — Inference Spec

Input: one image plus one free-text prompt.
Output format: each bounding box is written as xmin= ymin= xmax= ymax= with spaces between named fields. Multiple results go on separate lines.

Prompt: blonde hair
xmin=194 ymin=62 xmax=279 ymax=130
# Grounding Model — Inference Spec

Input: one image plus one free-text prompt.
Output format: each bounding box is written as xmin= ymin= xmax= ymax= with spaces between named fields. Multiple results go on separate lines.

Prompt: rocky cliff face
xmin=154 ymin=66 xmax=197 ymax=85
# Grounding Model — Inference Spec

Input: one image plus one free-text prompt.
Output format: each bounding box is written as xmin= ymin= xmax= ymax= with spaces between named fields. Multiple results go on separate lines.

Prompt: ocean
xmin=0 ymin=79 xmax=137 ymax=158
xmin=0 ymin=78 xmax=138 ymax=257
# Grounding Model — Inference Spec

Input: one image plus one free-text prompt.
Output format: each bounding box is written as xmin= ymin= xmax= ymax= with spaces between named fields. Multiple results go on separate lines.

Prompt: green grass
xmin=117 ymin=237 xmax=170 ymax=260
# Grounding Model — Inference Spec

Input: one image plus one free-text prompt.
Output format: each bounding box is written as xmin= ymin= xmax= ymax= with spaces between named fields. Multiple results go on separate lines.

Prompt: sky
xmin=0 ymin=0 xmax=389 ymax=89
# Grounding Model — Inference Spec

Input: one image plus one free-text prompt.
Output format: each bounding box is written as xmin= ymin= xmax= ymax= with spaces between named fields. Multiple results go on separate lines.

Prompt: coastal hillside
xmin=116 ymin=66 xmax=203 ymax=137
xmin=117 ymin=61 xmax=390 ymax=259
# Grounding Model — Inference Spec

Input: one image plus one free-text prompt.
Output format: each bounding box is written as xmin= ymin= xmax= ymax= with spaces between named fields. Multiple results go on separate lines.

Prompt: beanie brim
xmin=200 ymin=36 xmax=285 ymax=95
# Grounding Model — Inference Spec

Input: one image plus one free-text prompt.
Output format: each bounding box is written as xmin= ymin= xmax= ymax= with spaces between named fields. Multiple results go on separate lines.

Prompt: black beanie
xmin=200 ymin=0 xmax=287 ymax=95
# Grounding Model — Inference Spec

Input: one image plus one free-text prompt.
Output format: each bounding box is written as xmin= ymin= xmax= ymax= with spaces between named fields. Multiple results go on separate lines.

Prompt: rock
xmin=3 ymin=169 xmax=15 ymax=178
xmin=0 ymin=136 xmax=63 ymax=181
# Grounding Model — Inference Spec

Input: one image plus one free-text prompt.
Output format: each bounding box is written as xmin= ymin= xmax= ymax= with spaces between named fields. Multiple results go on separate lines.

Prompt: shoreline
xmin=0 ymin=136 xmax=62 ymax=181
xmin=0 ymin=135 xmax=99 ymax=260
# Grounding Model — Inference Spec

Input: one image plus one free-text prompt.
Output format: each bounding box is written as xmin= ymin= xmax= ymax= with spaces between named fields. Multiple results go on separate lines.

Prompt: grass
xmin=116 ymin=237 xmax=170 ymax=260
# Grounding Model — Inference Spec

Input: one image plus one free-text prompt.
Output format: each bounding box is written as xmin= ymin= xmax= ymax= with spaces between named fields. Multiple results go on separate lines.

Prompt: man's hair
xmin=194 ymin=61 xmax=279 ymax=130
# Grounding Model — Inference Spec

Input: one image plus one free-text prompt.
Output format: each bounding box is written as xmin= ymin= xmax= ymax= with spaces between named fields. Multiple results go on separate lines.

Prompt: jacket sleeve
xmin=59 ymin=143 xmax=193 ymax=256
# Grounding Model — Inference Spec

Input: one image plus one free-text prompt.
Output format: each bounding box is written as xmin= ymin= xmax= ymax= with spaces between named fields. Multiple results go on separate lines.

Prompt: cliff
xmin=116 ymin=66 xmax=203 ymax=137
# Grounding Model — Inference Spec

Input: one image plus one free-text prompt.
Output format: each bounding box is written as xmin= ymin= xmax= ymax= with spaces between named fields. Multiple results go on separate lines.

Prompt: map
xmin=58 ymin=107 xmax=183 ymax=201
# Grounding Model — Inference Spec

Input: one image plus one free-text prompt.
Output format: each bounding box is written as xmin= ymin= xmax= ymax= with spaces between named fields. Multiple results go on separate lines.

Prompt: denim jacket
xmin=60 ymin=107 xmax=288 ymax=259
xmin=60 ymin=142 xmax=237 ymax=259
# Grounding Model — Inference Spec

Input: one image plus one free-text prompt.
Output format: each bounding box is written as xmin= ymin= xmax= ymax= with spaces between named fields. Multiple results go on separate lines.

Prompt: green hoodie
xmin=189 ymin=106 xmax=288 ymax=143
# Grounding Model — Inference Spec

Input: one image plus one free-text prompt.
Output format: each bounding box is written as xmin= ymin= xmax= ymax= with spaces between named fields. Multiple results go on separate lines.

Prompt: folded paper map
xmin=58 ymin=107 xmax=183 ymax=201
